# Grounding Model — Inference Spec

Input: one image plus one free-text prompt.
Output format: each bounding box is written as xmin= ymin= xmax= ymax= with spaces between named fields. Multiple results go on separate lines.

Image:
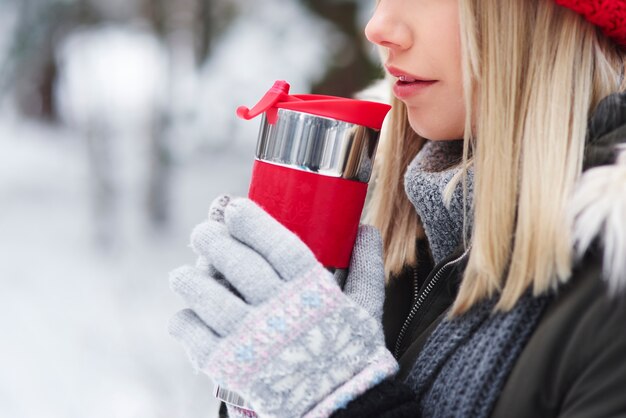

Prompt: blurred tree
xmin=302 ymin=0 xmax=380 ymax=98
xmin=141 ymin=0 xmax=187 ymax=229
xmin=8 ymin=0 xmax=92 ymax=120
xmin=139 ymin=0 xmax=238 ymax=228
xmin=142 ymin=0 xmax=237 ymax=63
xmin=197 ymin=0 xmax=238 ymax=60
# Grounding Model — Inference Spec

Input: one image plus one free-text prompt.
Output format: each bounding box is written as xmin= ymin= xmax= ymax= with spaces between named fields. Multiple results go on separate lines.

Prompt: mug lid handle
xmin=236 ymin=80 xmax=301 ymax=124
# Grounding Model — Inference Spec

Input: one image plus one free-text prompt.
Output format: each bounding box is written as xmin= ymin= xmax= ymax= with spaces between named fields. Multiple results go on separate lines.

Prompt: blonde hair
xmin=364 ymin=0 xmax=626 ymax=313
xmin=365 ymin=94 xmax=426 ymax=278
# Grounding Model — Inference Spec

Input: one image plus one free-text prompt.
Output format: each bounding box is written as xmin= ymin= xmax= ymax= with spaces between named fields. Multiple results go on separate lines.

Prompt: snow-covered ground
xmin=0 ymin=111 xmax=255 ymax=417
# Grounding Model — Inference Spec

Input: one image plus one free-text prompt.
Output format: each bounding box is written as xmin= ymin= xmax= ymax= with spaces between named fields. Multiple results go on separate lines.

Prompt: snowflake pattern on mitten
xmin=204 ymin=264 xmax=398 ymax=418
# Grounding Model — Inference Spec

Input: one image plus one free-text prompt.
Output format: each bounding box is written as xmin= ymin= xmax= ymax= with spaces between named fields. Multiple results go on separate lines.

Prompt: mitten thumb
xmin=343 ymin=225 xmax=385 ymax=324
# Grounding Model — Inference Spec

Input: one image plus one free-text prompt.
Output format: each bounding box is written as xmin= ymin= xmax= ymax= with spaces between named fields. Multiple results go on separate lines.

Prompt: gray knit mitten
xmin=342 ymin=225 xmax=386 ymax=324
xmin=169 ymin=196 xmax=397 ymax=417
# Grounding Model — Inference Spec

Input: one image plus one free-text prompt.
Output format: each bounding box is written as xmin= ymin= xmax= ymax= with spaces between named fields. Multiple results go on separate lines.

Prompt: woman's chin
xmin=407 ymin=109 xmax=465 ymax=141
xmin=409 ymin=122 xmax=463 ymax=141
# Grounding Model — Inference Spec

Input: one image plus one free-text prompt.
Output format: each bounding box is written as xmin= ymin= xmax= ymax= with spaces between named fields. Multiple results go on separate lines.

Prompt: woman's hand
xmin=168 ymin=195 xmax=397 ymax=417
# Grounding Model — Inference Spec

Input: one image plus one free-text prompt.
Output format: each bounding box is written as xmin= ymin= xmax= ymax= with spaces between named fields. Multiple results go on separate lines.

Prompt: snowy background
xmin=0 ymin=0 xmax=382 ymax=417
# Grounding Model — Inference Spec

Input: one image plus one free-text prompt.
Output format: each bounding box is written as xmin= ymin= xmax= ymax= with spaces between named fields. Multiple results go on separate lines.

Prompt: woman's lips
xmin=384 ymin=65 xmax=438 ymax=99
xmin=392 ymin=79 xmax=438 ymax=99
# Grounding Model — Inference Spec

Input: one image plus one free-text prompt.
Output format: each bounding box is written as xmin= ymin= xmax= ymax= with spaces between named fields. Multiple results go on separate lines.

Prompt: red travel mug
xmin=237 ymin=80 xmax=391 ymax=270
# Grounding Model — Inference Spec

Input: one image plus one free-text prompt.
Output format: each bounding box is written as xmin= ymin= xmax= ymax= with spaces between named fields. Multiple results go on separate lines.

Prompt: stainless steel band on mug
xmin=255 ymin=108 xmax=381 ymax=183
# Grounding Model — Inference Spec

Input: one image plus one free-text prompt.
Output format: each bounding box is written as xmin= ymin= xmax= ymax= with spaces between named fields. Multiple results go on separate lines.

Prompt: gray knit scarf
xmin=404 ymin=139 xmax=473 ymax=264
xmin=403 ymin=140 xmax=551 ymax=417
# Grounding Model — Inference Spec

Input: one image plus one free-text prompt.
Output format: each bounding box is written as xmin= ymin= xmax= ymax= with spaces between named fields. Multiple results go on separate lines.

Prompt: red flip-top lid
xmin=236 ymin=80 xmax=391 ymax=130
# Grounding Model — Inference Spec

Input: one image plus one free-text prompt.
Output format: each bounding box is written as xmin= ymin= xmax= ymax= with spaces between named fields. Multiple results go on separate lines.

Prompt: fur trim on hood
xmin=571 ymin=91 xmax=626 ymax=295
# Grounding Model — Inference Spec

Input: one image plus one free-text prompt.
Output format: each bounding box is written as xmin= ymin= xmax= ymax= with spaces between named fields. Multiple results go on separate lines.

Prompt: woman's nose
xmin=364 ymin=2 xmax=412 ymax=51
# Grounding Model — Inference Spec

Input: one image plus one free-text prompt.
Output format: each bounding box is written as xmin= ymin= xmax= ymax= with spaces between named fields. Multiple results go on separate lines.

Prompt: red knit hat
xmin=555 ymin=0 xmax=626 ymax=48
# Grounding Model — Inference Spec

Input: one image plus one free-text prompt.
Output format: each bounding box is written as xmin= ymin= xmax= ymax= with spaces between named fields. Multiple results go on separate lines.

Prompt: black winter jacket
xmin=332 ymin=92 xmax=626 ymax=418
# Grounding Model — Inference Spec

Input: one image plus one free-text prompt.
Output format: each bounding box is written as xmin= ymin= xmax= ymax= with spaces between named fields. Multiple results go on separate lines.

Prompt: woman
xmin=169 ymin=0 xmax=626 ymax=416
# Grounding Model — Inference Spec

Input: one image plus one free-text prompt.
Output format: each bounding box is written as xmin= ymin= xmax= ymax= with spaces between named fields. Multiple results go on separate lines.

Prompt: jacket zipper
xmin=393 ymin=248 xmax=470 ymax=359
